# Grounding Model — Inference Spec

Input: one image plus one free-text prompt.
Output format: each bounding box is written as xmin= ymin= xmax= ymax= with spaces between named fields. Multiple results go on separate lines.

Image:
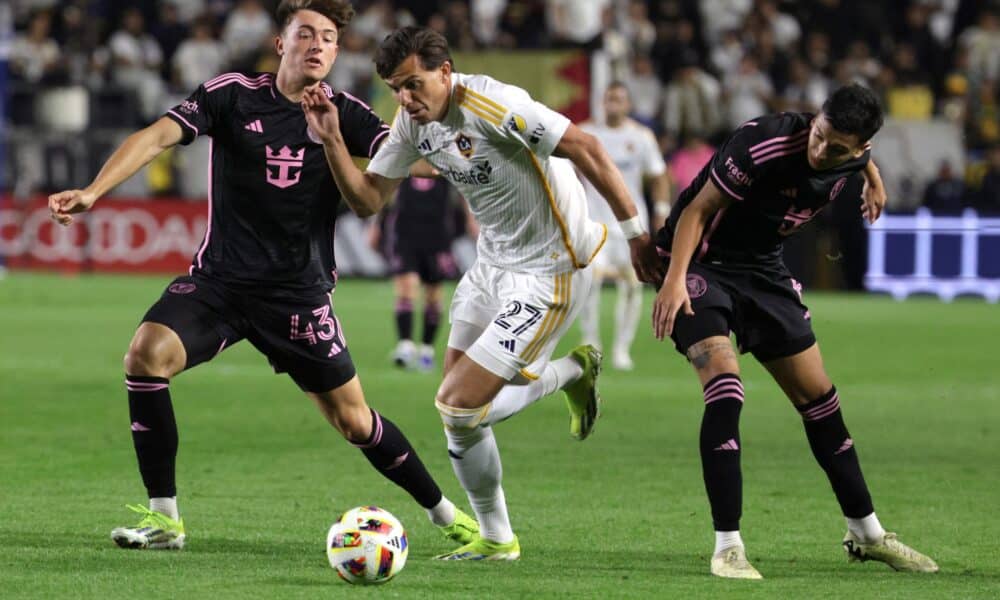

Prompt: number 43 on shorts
xmin=290 ymin=305 xmax=347 ymax=357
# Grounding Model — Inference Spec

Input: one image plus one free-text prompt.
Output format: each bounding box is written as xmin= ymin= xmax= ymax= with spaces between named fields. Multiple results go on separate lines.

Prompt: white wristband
xmin=618 ymin=215 xmax=646 ymax=240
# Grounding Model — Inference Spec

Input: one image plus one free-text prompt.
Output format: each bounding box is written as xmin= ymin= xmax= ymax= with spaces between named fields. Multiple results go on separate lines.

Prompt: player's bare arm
xmin=554 ymin=123 xmax=664 ymax=284
xmin=48 ymin=117 xmax=183 ymax=225
xmin=652 ymin=179 xmax=732 ymax=340
xmin=861 ymin=158 xmax=886 ymax=224
xmin=301 ymin=87 xmax=402 ymax=217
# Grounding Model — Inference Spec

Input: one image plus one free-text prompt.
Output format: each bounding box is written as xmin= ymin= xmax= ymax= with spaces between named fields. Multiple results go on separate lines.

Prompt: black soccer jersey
xmin=656 ymin=112 xmax=867 ymax=264
xmin=164 ymin=72 xmax=390 ymax=296
xmin=388 ymin=176 xmax=454 ymax=251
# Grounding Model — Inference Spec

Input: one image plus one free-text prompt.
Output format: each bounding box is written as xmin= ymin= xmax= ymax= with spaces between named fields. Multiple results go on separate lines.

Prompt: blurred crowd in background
xmin=4 ymin=0 xmax=1000 ymax=213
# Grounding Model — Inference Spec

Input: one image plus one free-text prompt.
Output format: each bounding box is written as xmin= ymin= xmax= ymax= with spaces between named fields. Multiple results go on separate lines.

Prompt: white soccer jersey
xmin=580 ymin=119 xmax=665 ymax=234
xmin=368 ymin=72 xmax=607 ymax=275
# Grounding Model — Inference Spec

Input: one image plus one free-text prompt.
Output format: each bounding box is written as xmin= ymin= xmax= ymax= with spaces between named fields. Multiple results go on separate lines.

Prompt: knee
xmin=686 ymin=338 xmax=740 ymax=383
xmin=123 ymin=328 xmax=184 ymax=378
xmin=333 ymin=406 xmax=374 ymax=443
xmin=436 ymin=388 xmax=488 ymax=431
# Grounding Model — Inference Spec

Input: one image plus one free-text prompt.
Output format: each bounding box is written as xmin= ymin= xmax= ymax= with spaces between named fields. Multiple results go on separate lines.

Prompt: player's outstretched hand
xmin=48 ymin=189 xmax=97 ymax=226
xmin=628 ymin=234 xmax=666 ymax=285
xmin=652 ymin=274 xmax=694 ymax=340
xmin=861 ymin=177 xmax=885 ymax=224
xmin=301 ymin=86 xmax=341 ymax=145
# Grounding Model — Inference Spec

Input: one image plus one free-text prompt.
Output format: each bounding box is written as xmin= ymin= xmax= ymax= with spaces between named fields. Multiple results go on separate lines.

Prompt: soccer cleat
xmin=843 ymin=531 xmax=939 ymax=573
xmin=418 ymin=344 xmax=435 ymax=372
xmin=611 ymin=347 xmax=634 ymax=371
xmin=433 ymin=535 xmax=520 ymax=561
xmin=111 ymin=504 xmax=185 ymax=550
xmin=438 ymin=508 xmax=479 ymax=545
xmin=563 ymin=344 xmax=602 ymax=440
xmin=710 ymin=545 xmax=763 ymax=579
xmin=393 ymin=340 xmax=416 ymax=369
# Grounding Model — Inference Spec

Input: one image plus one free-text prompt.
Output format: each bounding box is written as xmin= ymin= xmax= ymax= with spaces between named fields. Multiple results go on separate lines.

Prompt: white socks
xmin=150 ymin=497 xmax=179 ymax=521
xmin=613 ymin=280 xmax=641 ymax=353
xmin=714 ymin=530 xmax=744 ymax=555
xmin=483 ymin=357 xmax=583 ymax=425
xmin=580 ymin=279 xmax=602 ymax=348
xmin=426 ymin=496 xmax=457 ymax=527
xmin=445 ymin=425 xmax=514 ymax=543
xmin=847 ymin=512 xmax=886 ymax=544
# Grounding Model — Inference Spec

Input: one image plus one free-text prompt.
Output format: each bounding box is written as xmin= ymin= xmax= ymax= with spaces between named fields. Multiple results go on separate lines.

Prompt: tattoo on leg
xmin=687 ymin=340 xmax=736 ymax=370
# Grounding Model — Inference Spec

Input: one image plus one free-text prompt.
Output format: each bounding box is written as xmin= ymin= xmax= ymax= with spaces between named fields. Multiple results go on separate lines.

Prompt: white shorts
xmin=592 ymin=231 xmax=637 ymax=282
xmin=448 ymin=260 xmax=594 ymax=381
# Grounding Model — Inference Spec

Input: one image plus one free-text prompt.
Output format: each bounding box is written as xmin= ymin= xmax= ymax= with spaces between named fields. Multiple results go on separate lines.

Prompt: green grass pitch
xmin=1 ymin=272 xmax=998 ymax=598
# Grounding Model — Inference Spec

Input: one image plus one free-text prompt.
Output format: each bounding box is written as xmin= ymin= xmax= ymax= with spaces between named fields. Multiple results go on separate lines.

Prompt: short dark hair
xmin=821 ymin=84 xmax=884 ymax=143
xmin=374 ymin=26 xmax=453 ymax=79
xmin=276 ymin=0 xmax=354 ymax=33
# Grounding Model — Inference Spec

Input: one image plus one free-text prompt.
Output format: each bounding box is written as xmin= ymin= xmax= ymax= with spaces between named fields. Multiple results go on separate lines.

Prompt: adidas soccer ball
xmin=326 ymin=506 xmax=408 ymax=585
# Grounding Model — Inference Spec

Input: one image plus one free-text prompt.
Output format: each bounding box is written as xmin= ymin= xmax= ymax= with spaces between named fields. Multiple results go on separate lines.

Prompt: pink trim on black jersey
xmin=697 ymin=207 xmax=728 ymax=260
xmin=191 ymin=138 xmax=214 ymax=274
xmin=749 ymin=129 xmax=808 ymax=165
xmin=167 ymin=109 xmax=199 ymax=137
xmin=709 ymin=169 xmax=744 ymax=201
xmin=368 ymin=128 xmax=390 ymax=157
xmin=205 ymin=72 xmax=273 ymax=93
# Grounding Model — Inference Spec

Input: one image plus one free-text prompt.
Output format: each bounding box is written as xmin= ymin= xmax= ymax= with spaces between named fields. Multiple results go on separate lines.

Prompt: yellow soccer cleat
xmin=433 ymin=535 xmax=520 ymax=561
xmin=438 ymin=508 xmax=480 ymax=546
xmin=111 ymin=504 xmax=185 ymax=550
xmin=563 ymin=345 xmax=603 ymax=440
xmin=710 ymin=545 xmax=763 ymax=579
xmin=843 ymin=531 xmax=939 ymax=573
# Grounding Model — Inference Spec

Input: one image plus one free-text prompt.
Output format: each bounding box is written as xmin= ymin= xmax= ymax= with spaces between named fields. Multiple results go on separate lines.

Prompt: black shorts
xmin=389 ymin=242 xmax=456 ymax=284
xmin=669 ymin=260 xmax=816 ymax=362
xmin=142 ymin=275 xmax=356 ymax=393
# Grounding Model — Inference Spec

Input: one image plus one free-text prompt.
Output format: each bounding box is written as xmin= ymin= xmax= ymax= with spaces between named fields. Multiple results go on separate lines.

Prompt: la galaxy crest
xmin=455 ymin=133 xmax=474 ymax=158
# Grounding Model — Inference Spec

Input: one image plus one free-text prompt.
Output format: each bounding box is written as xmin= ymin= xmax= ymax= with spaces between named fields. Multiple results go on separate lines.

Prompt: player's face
xmin=275 ymin=10 xmax=339 ymax=83
xmin=383 ymin=54 xmax=453 ymax=124
xmin=807 ymin=114 xmax=867 ymax=170
xmin=603 ymin=87 xmax=630 ymax=123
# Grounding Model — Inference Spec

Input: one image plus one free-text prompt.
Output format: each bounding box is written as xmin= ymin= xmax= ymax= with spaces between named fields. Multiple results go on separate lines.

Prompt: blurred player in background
xmin=370 ymin=175 xmax=475 ymax=371
xmin=652 ymin=84 xmax=938 ymax=578
xmin=308 ymin=26 xmax=664 ymax=560
xmin=579 ymin=82 xmax=670 ymax=370
xmin=48 ymin=0 xmax=477 ymax=551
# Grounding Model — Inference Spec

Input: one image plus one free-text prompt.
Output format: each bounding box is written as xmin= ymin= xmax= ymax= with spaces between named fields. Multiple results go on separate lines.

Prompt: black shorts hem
xmin=748 ymin=332 xmax=816 ymax=362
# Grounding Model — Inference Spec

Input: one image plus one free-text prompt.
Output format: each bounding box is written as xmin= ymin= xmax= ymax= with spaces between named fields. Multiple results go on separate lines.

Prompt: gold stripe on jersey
xmin=527 ymin=153 xmax=582 ymax=268
xmin=585 ymin=224 xmax=609 ymax=265
xmin=389 ymin=105 xmax=402 ymax=128
xmin=464 ymin=87 xmax=507 ymax=115
xmin=463 ymin=92 xmax=504 ymax=120
xmin=518 ymin=368 xmax=540 ymax=381
xmin=521 ymin=272 xmax=571 ymax=363
xmin=460 ymin=101 xmax=503 ymax=126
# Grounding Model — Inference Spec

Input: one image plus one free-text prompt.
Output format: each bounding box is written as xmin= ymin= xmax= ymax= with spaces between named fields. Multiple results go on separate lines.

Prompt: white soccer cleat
xmin=843 ymin=531 xmax=939 ymax=573
xmin=611 ymin=347 xmax=634 ymax=371
xmin=710 ymin=545 xmax=763 ymax=579
xmin=111 ymin=504 xmax=186 ymax=550
xmin=393 ymin=339 xmax=416 ymax=369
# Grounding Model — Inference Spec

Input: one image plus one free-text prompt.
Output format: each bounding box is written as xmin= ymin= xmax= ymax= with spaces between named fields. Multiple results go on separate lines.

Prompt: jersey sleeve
xmin=164 ymin=84 xmax=229 ymax=145
xmin=706 ymin=124 xmax=767 ymax=202
xmin=367 ymin=109 xmax=421 ymax=180
xmin=640 ymin=128 xmax=667 ymax=177
xmin=334 ymin=92 xmax=391 ymax=158
xmin=464 ymin=81 xmax=570 ymax=160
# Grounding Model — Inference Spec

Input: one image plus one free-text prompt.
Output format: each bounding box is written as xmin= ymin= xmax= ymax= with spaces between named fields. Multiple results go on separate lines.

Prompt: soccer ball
xmin=326 ymin=506 xmax=408 ymax=585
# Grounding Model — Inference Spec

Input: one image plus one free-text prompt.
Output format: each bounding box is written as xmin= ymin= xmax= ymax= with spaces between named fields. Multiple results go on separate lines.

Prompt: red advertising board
xmin=0 ymin=196 xmax=208 ymax=273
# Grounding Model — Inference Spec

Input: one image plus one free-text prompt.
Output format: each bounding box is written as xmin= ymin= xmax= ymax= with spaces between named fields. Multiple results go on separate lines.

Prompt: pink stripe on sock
xmin=352 ymin=411 xmax=384 ymax=448
xmin=802 ymin=393 xmax=840 ymax=421
xmin=704 ymin=376 xmax=743 ymax=397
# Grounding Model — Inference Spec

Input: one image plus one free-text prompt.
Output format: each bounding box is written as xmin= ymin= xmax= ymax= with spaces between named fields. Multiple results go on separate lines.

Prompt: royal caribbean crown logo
xmin=265 ymin=145 xmax=305 ymax=188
